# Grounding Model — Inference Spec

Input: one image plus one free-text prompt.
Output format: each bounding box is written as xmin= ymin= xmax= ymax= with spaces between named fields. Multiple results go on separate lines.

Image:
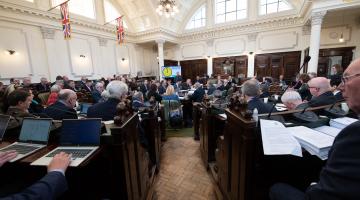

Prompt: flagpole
xmin=104 ymin=15 xmax=123 ymax=26
xmin=47 ymin=0 xmax=70 ymax=11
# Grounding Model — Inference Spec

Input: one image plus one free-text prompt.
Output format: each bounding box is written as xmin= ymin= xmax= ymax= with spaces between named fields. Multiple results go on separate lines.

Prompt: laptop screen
xmin=80 ymin=103 xmax=92 ymax=114
xmin=0 ymin=115 xmax=10 ymax=140
xmin=60 ymin=119 xmax=101 ymax=145
xmin=19 ymin=118 xmax=52 ymax=144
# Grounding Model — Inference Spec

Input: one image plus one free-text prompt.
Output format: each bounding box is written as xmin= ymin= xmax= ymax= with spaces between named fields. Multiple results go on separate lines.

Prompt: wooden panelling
xmin=164 ymin=59 xmax=178 ymax=66
xmin=213 ymin=56 xmax=248 ymax=78
xmin=180 ymin=59 xmax=207 ymax=81
xmin=255 ymin=51 xmax=301 ymax=81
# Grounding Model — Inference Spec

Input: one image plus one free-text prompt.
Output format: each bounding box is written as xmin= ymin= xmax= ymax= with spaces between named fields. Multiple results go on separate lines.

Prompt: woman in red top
xmin=47 ymin=84 xmax=61 ymax=106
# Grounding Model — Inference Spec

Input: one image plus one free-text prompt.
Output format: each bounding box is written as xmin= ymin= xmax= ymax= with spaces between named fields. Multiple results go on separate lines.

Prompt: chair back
xmin=37 ymin=92 xmax=50 ymax=105
xmin=161 ymin=100 xmax=182 ymax=121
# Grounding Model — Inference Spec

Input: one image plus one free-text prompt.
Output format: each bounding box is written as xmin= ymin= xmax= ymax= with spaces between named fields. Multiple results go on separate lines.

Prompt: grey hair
xmin=281 ymin=91 xmax=302 ymax=104
xmin=213 ymin=90 xmax=223 ymax=98
xmin=194 ymin=82 xmax=201 ymax=89
xmin=95 ymin=82 xmax=103 ymax=89
xmin=106 ymin=80 xmax=128 ymax=99
xmin=133 ymin=91 xmax=143 ymax=101
xmin=58 ymin=89 xmax=76 ymax=101
xmin=50 ymin=84 xmax=61 ymax=93
xmin=241 ymin=80 xmax=260 ymax=97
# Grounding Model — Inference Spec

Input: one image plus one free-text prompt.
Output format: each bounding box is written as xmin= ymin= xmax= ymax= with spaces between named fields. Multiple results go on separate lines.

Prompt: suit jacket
xmin=2 ymin=171 xmax=67 ymax=200
xmin=306 ymin=121 xmax=360 ymax=200
xmin=247 ymin=97 xmax=273 ymax=114
xmin=87 ymin=98 xmax=120 ymax=121
xmin=174 ymin=75 xmax=182 ymax=83
xmin=190 ymin=87 xmax=205 ymax=103
xmin=207 ymin=85 xmax=216 ymax=95
xmin=140 ymin=84 xmax=149 ymax=95
xmin=91 ymin=90 xmax=102 ymax=103
xmin=6 ymin=107 xmax=36 ymax=129
xmin=43 ymin=101 xmax=77 ymax=120
xmin=308 ymin=91 xmax=337 ymax=107
xmin=35 ymin=83 xmax=50 ymax=92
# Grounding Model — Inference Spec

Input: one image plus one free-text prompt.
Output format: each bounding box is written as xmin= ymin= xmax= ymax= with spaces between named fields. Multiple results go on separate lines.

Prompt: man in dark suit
xmin=82 ymin=80 xmax=93 ymax=93
xmin=189 ymin=82 xmax=205 ymax=103
xmin=87 ymin=80 xmax=128 ymax=121
xmin=174 ymin=72 xmax=182 ymax=83
xmin=44 ymin=89 xmax=78 ymax=120
xmin=0 ymin=150 xmax=71 ymax=200
xmin=91 ymin=82 xmax=104 ymax=103
xmin=270 ymin=58 xmax=360 ymax=200
xmin=242 ymin=79 xmax=273 ymax=114
xmin=35 ymin=77 xmax=50 ymax=92
xmin=307 ymin=77 xmax=337 ymax=107
xmin=140 ymin=79 xmax=149 ymax=95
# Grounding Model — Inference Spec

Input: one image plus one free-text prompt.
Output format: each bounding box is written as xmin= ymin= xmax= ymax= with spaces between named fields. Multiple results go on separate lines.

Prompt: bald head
xmin=339 ymin=58 xmax=360 ymax=114
xmin=308 ymin=77 xmax=331 ymax=97
xmin=58 ymin=89 xmax=77 ymax=108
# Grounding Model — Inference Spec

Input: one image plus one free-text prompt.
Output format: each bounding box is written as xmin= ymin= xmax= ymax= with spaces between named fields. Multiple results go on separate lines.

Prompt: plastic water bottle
xmin=252 ymin=108 xmax=259 ymax=122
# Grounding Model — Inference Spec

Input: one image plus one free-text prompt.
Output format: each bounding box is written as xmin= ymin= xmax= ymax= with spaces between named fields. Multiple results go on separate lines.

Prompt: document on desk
xmin=260 ymin=119 xmax=302 ymax=157
xmin=314 ymin=126 xmax=342 ymax=137
xmin=288 ymin=126 xmax=335 ymax=149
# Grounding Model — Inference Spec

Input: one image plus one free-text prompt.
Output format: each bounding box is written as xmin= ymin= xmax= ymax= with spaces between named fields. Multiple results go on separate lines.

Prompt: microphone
xmin=267 ymin=56 xmax=311 ymax=118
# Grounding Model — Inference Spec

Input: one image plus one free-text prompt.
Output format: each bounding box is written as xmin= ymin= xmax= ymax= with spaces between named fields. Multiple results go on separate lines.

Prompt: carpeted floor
xmin=166 ymin=128 xmax=194 ymax=138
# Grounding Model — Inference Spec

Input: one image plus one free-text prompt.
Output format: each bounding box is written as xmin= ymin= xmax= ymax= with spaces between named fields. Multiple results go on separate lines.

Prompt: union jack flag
xmin=60 ymin=2 xmax=71 ymax=39
xmin=116 ymin=16 xmax=125 ymax=44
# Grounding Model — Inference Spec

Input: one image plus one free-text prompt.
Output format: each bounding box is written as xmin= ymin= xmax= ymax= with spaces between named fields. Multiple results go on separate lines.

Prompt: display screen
xmin=60 ymin=119 xmax=101 ymax=145
xmin=19 ymin=119 xmax=52 ymax=143
xmin=161 ymin=66 xmax=181 ymax=78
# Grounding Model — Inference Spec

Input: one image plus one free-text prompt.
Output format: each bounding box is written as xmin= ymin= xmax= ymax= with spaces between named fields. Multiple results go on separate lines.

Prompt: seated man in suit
xmin=0 ymin=150 xmax=71 ymax=200
xmin=270 ymin=58 xmax=360 ymax=200
xmin=307 ymin=77 xmax=336 ymax=107
xmin=91 ymin=82 xmax=104 ymax=103
xmin=189 ymin=82 xmax=205 ymax=103
xmin=140 ymin=79 xmax=150 ymax=96
xmin=281 ymin=91 xmax=308 ymax=110
xmin=87 ymin=80 xmax=128 ymax=121
xmin=132 ymin=91 xmax=147 ymax=111
xmin=44 ymin=89 xmax=78 ymax=120
xmin=35 ymin=77 xmax=50 ymax=93
xmin=242 ymin=79 xmax=273 ymax=114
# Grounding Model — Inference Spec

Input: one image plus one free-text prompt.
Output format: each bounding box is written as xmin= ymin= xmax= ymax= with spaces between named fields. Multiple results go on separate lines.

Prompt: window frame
xmin=49 ymin=0 xmax=97 ymax=21
xmin=185 ymin=4 xmax=206 ymax=30
xmin=214 ymin=0 xmax=248 ymax=24
xmin=258 ymin=0 xmax=292 ymax=16
xmin=103 ymin=0 xmax=128 ymax=29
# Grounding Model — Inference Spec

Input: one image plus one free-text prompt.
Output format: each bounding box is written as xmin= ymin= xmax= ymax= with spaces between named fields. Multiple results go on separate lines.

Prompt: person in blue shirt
xmin=162 ymin=85 xmax=180 ymax=101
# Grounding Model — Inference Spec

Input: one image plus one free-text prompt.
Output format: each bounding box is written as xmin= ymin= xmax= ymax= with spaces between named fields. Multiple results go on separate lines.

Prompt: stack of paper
xmin=314 ymin=126 xmax=342 ymax=137
xmin=330 ymin=117 xmax=358 ymax=130
xmin=287 ymin=126 xmax=335 ymax=160
xmin=260 ymin=119 xmax=302 ymax=157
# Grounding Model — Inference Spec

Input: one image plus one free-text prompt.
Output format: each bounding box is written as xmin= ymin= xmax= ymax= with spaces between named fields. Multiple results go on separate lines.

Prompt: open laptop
xmin=0 ymin=115 xmax=11 ymax=142
xmin=0 ymin=118 xmax=52 ymax=162
xmin=79 ymin=103 xmax=92 ymax=116
xmin=32 ymin=118 xmax=101 ymax=167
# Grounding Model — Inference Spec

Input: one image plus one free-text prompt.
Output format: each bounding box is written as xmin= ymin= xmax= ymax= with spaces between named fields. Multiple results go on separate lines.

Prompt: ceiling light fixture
xmin=6 ymin=50 xmax=16 ymax=55
xmin=156 ymin=0 xmax=179 ymax=18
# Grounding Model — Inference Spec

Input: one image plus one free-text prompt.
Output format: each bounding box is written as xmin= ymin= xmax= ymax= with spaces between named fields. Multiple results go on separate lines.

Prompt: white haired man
xmin=87 ymin=81 xmax=128 ymax=120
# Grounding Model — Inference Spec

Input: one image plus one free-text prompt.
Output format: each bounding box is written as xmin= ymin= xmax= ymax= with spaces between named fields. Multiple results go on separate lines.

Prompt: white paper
xmin=218 ymin=113 xmax=227 ymax=119
xmin=260 ymin=119 xmax=302 ymax=157
xmin=288 ymin=126 xmax=335 ymax=149
xmin=314 ymin=126 xmax=342 ymax=137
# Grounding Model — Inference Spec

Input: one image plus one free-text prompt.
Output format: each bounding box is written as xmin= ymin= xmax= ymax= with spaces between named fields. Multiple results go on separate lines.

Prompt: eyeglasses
xmin=341 ymin=73 xmax=360 ymax=84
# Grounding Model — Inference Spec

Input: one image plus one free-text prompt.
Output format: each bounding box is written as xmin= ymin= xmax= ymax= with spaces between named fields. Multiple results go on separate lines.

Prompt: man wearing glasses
xmin=270 ymin=58 xmax=360 ymax=200
xmin=307 ymin=77 xmax=337 ymax=107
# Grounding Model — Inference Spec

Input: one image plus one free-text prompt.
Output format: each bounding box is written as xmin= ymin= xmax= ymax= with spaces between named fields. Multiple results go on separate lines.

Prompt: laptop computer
xmin=0 ymin=115 xmax=11 ymax=142
xmin=0 ymin=118 xmax=52 ymax=162
xmin=32 ymin=118 xmax=101 ymax=167
xmin=79 ymin=103 xmax=92 ymax=116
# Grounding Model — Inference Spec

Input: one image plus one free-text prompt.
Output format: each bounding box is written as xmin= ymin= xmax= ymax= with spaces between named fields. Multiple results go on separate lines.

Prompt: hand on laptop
xmin=0 ymin=150 xmax=18 ymax=167
xmin=48 ymin=152 xmax=72 ymax=173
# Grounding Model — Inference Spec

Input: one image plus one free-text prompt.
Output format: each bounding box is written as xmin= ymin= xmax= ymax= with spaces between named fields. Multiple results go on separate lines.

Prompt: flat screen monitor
xmin=161 ymin=66 xmax=181 ymax=78
xmin=19 ymin=118 xmax=52 ymax=144
xmin=60 ymin=119 xmax=101 ymax=145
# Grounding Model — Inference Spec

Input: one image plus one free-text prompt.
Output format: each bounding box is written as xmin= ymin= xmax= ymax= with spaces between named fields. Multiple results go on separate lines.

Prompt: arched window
xmin=215 ymin=0 xmax=247 ymax=24
xmin=51 ymin=0 xmax=96 ymax=19
xmin=186 ymin=5 xmax=206 ymax=30
xmin=259 ymin=0 xmax=292 ymax=15
xmin=104 ymin=0 xmax=128 ymax=28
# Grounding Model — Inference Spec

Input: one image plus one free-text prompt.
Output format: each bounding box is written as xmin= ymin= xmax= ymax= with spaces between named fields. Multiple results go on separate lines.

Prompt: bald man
xmin=270 ymin=58 xmax=360 ymax=200
xmin=44 ymin=89 xmax=78 ymax=120
xmin=307 ymin=77 xmax=337 ymax=107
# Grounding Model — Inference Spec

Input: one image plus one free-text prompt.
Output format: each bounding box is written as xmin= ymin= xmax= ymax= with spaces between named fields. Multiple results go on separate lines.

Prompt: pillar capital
xmin=40 ymin=27 xmax=55 ymax=39
xmin=247 ymin=33 xmax=258 ymax=42
xmin=311 ymin=11 xmax=327 ymax=26
xmin=155 ymin=39 xmax=165 ymax=45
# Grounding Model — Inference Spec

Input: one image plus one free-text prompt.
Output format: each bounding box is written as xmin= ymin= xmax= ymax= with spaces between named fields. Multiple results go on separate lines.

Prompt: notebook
xmin=32 ymin=118 xmax=101 ymax=167
xmin=0 ymin=115 xmax=11 ymax=142
xmin=0 ymin=118 xmax=52 ymax=162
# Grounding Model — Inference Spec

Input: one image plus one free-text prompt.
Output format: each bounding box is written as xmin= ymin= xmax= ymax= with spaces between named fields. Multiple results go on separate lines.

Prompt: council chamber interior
xmin=0 ymin=0 xmax=360 ymax=199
